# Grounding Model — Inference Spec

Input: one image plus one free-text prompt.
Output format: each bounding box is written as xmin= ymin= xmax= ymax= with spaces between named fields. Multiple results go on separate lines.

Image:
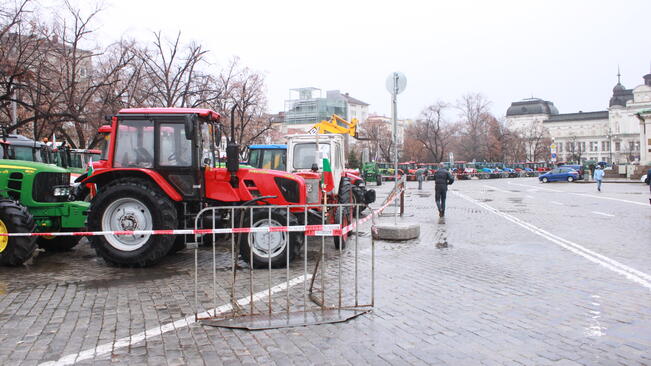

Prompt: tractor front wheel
xmin=0 ymin=199 xmax=36 ymax=266
xmin=88 ymin=178 xmax=177 ymax=267
xmin=238 ymin=208 xmax=303 ymax=268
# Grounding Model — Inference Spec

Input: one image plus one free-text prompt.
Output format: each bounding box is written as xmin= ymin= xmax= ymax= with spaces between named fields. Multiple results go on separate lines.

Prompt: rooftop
xmin=545 ymin=110 xmax=609 ymax=123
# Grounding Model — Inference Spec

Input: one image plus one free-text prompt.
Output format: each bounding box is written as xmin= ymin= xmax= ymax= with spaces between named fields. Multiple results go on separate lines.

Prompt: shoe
xmin=441 ymin=211 xmax=445 ymax=217
xmin=438 ymin=210 xmax=443 ymax=217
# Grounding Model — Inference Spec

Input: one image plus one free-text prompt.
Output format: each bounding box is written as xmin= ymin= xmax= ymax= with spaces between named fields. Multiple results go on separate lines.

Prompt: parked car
xmin=558 ymin=164 xmax=584 ymax=180
xmin=539 ymin=167 xmax=580 ymax=183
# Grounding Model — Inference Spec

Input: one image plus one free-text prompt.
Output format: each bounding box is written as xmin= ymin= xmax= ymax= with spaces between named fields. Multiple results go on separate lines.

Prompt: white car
xmin=642 ymin=174 xmax=648 ymax=183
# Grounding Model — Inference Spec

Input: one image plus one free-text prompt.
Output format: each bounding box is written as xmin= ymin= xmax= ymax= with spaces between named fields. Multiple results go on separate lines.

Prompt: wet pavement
xmin=0 ymin=178 xmax=650 ymax=365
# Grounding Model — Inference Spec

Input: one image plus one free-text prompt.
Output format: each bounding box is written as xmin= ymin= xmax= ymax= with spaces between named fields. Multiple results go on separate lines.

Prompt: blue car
xmin=538 ymin=167 xmax=580 ymax=183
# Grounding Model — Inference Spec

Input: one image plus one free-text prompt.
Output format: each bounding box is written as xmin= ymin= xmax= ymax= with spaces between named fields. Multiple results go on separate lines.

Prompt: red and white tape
xmin=0 ymin=188 xmax=404 ymax=238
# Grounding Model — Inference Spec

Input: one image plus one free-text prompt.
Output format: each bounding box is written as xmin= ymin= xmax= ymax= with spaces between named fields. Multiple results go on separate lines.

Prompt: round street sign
xmin=385 ymin=72 xmax=407 ymax=94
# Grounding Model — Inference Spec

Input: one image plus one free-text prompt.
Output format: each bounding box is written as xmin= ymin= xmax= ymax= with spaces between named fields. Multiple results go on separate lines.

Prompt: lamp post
xmin=606 ymin=128 xmax=613 ymax=164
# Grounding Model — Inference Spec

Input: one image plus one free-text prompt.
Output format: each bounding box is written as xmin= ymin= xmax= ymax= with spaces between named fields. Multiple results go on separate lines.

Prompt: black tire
xmin=87 ymin=178 xmax=177 ymax=267
xmin=168 ymin=235 xmax=187 ymax=254
xmin=37 ymin=235 xmax=82 ymax=252
xmin=333 ymin=180 xmax=354 ymax=250
xmin=238 ymin=208 xmax=303 ymax=268
xmin=542 ymin=177 xmax=549 ymax=183
xmin=0 ymin=199 xmax=36 ymax=266
xmin=567 ymin=176 xmax=574 ymax=182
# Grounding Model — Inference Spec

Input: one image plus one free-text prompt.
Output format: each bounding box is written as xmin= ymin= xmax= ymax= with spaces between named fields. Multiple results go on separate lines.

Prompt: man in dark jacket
xmin=433 ymin=163 xmax=454 ymax=217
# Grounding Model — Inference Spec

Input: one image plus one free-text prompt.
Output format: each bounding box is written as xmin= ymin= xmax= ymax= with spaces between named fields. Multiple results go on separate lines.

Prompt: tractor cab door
xmin=154 ymin=118 xmax=200 ymax=200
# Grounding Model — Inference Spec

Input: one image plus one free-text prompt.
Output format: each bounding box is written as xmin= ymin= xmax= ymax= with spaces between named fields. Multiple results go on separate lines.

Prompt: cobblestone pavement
xmin=0 ymin=178 xmax=650 ymax=365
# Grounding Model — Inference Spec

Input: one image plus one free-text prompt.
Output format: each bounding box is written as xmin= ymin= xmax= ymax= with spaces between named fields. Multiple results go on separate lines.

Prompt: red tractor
xmin=82 ymin=108 xmax=320 ymax=268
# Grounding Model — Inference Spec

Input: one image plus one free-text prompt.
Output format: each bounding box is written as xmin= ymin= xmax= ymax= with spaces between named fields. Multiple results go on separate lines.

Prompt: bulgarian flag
xmin=322 ymin=156 xmax=335 ymax=193
xmin=87 ymin=157 xmax=94 ymax=176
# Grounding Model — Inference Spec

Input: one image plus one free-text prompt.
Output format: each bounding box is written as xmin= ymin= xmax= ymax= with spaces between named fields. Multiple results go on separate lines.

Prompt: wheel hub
xmin=0 ymin=219 xmax=7 ymax=253
xmin=249 ymin=218 xmax=286 ymax=259
xmin=102 ymin=197 xmax=153 ymax=251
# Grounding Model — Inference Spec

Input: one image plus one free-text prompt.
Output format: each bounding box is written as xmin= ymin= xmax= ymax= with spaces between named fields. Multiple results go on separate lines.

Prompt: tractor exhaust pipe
xmin=226 ymin=104 xmax=240 ymax=188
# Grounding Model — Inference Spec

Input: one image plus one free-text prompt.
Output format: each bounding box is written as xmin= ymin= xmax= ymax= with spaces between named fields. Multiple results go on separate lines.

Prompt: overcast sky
xmin=49 ymin=0 xmax=651 ymax=120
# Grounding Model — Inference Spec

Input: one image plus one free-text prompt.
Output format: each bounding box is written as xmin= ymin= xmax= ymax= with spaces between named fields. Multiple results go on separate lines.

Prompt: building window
xmin=579 ymin=142 xmax=586 ymax=152
xmin=590 ymin=141 xmax=598 ymax=152
xmin=629 ymin=141 xmax=635 ymax=152
xmin=615 ymin=141 xmax=620 ymax=151
xmin=558 ymin=143 xmax=563 ymax=152
xmin=601 ymin=141 xmax=609 ymax=151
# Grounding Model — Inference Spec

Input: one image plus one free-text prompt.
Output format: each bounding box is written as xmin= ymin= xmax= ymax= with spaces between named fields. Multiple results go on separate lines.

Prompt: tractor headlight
xmin=53 ymin=186 xmax=70 ymax=197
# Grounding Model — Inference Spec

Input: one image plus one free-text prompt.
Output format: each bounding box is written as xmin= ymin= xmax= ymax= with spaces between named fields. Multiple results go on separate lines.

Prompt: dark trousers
xmin=435 ymin=186 xmax=447 ymax=213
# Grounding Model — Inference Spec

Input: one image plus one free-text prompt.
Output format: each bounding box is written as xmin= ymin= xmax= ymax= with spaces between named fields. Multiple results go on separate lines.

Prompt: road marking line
xmin=508 ymin=181 xmax=563 ymax=192
xmin=508 ymin=181 xmax=647 ymax=207
xmin=39 ymin=274 xmax=311 ymax=366
xmin=592 ymin=211 xmax=615 ymax=217
xmin=481 ymin=184 xmax=511 ymax=194
xmin=452 ymin=191 xmax=651 ymax=291
xmin=573 ymin=193 xmax=647 ymax=207
xmin=551 ymin=201 xmax=564 ymax=206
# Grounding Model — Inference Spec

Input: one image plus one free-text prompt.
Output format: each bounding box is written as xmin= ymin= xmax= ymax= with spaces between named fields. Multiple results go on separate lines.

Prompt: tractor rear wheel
xmin=238 ymin=208 xmax=303 ymax=268
xmin=88 ymin=178 xmax=177 ymax=267
xmin=37 ymin=235 xmax=82 ymax=251
xmin=0 ymin=199 xmax=36 ymax=266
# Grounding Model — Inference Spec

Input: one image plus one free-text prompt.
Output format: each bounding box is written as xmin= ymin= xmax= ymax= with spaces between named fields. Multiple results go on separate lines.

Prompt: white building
xmin=505 ymin=71 xmax=651 ymax=164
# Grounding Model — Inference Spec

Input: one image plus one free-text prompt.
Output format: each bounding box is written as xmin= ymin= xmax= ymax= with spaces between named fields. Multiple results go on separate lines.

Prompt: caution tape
xmin=341 ymin=186 xmax=405 ymax=235
xmin=0 ymin=187 xmax=404 ymax=238
xmin=0 ymin=225 xmax=342 ymax=238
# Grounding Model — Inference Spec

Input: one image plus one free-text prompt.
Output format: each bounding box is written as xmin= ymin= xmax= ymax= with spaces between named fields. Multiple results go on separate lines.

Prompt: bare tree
xmin=519 ymin=121 xmax=550 ymax=162
xmin=456 ymin=93 xmax=492 ymax=161
xmin=139 ymin=31 xmax=208 ymax=108
xmin=360 ymin=119 xmax=393 ymax=162
xmin=413 ymin=101 xmax=457 ymax=162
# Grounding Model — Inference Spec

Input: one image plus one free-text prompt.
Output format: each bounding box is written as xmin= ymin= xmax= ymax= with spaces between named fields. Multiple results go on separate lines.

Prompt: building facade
xmin=506 ymin=71 xmax=651 ymax=164
xmin=283 ymin=88 xmax=368 ymax=134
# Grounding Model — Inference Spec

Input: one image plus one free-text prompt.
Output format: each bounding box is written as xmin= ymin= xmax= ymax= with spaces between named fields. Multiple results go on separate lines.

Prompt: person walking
xmin=593 ymin=165 xmax=605 ymax=192
xmin=433 ymin=163 xmax=454 ymax=217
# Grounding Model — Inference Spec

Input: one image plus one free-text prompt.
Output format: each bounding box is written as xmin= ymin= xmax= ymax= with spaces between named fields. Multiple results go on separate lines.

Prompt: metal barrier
xmin=190 ymin=200 xmax=383 ymax=330
xmin=189 ymin=179 xmax=406 ymax=330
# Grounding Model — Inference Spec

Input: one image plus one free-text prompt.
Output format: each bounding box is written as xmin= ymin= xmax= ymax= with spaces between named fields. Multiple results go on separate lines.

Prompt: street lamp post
xmin=607 ymin=130 xmax=613 ymax=163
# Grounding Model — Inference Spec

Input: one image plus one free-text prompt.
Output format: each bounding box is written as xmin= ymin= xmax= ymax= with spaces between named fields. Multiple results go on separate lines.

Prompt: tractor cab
xmin=97 ymin=108 xmax=221 ymax=200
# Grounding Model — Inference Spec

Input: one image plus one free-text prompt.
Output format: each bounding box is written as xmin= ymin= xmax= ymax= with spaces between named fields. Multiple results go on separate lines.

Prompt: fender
xmin=342 ymin=170 xmax=363 ymax=185
xmin=81 ymin=168 xmax=183 ymax=201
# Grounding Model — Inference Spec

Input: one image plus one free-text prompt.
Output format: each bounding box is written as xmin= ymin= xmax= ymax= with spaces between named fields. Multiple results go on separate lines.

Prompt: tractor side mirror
xmin=311 ymin=163 xmax=318 ymax=172
xmin=184 ymin=115 xmax=195 ymax=139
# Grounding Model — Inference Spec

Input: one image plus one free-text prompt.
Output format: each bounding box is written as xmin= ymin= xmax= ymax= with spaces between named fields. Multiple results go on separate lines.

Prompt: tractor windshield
xmin=293 ymin=143 xmax=330 ymax=170
xmin=114 ymin=120 xmax=155 ymax=168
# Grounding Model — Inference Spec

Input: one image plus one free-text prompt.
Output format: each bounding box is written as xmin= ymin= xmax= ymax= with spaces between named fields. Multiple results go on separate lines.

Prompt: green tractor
xmin=0 ymin=155 xmax=89 ymax=265
xmin=362 ymin=162 xmax=382 ymax=185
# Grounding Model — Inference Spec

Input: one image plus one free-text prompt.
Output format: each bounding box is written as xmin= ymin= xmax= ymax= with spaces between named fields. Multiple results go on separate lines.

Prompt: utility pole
xmin=386 ymin=72 xmax=406 ymax=225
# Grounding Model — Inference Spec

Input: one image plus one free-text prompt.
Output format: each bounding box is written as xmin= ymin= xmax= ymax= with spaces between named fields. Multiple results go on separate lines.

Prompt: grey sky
xmin=64 ymin=0 xmax=651 ymax=120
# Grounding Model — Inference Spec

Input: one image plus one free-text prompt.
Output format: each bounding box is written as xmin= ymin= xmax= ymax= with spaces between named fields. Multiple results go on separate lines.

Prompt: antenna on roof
xmin=617 ymin=65 xmax=621 ymax=84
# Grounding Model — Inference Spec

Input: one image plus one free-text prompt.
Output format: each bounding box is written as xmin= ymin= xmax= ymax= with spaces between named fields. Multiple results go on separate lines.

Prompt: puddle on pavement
xmin=479 ymin=198 xmax=493 ymax=202
xmin=508 ymin=197 xmax=523 ymax=204
xmin=416 ymin=193 xmax=431 ymax=197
